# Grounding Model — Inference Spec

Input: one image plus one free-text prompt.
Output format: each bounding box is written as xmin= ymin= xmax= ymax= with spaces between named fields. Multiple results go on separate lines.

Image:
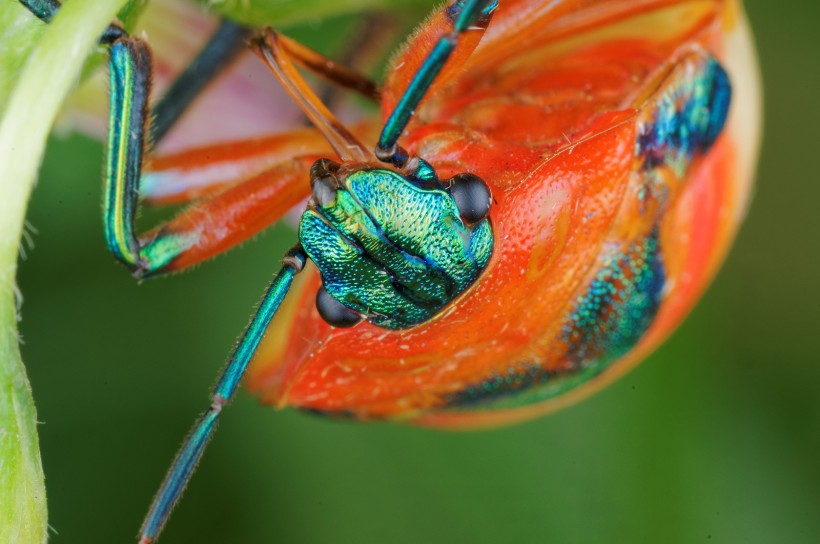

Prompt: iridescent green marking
xmin=443 ymin=52 xmax=732 ymax=412
xmin=447 ymin=232 xmax=664 ymax=409
xmin=137 ymin=231 xmax=201 ymax=277
xmin=636 ymin=56 xmax=731 ymax=207
xmin=300 ymin=168 xmax=493 ymax=329
xmin=637 ymin=56 xmax=731 ymax=172
xmin=103 ymin=39 xmax=150 ymax=269
xmin=562 ymin=234 xmax=664 ymax=365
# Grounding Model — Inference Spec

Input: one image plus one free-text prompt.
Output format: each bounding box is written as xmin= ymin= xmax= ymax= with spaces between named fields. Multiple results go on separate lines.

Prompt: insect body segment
xmin=301 ymin=161 xmax=493 ymax=329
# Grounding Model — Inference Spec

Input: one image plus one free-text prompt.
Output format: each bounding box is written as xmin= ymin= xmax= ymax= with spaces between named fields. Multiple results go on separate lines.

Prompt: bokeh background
xmin=16 ymin=0 xmax=820 ymax=542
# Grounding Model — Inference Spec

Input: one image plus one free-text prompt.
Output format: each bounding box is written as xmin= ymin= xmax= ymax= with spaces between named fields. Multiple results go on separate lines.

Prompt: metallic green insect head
xmin=299 ymin=159 xmax=494 ymax=330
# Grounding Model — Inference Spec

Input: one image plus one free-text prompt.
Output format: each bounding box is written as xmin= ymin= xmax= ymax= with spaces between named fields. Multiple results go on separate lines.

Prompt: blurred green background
xmin=15 ymin=1 xmax=820 ymax=543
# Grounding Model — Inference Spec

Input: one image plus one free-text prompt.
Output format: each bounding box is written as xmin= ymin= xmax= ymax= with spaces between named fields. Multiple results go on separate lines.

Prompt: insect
xmin=19 ymin=0 xmax=759 ymax=541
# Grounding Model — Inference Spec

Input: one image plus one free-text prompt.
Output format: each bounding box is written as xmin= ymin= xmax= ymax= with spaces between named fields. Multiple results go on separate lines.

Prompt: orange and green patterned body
xmin=245 ymin=0 xmax=760 ymax=427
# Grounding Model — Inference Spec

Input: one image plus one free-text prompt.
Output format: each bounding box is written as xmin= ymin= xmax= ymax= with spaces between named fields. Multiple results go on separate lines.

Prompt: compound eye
xmin=448 ymin=173 xmax=492 ymax=224
xmin=316 ymin=286 xmax=363 ymax=328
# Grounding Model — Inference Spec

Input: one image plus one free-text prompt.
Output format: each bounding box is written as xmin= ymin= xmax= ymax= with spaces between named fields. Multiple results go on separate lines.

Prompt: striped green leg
xmin=139 ymin=247 xmax=306 ymax=544
xmin=20 ymin=0 xmax=252 ymax=276
xmin=103 ymin=24 xmax=253 ymax=275
xmin=17 ymin=4 xmax=152 ymax=271
xmin=375 ymin=0 xmax=497 ymax=166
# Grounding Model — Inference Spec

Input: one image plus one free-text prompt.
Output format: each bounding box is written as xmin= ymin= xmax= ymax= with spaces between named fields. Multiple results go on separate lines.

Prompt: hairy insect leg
xmin=375 ymin=0 xmax=497 ymax=165
xmin=136 ymin=155 xmax=319 ymax=276
xmin=107 ymin=38 xmax=333 ymax=277
xmin=138 ymin=247 xmax=307 ymax=544
xmin=139 ymin=129 xmax=334 ymax=205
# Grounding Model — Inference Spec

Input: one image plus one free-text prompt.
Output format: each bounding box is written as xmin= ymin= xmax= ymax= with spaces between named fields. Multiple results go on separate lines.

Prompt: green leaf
xmin=0 ymin=1 xmax=131 ymax=542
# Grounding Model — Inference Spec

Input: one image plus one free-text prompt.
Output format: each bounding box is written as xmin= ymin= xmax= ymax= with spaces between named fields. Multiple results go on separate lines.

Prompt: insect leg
xmin=138 ymin=247 xmax=307 ymax=544
xmin=108 ymin=38 xmax=335 ymax=277
xmin=274 ymin=32 xmax=381 ymax=102
xmin=135 ymin=154 xmax=318 ymax=276
xmin=139 ymin=128 xmax=335 ymax=205
xmin=20 ymin=0 xmax=249 ymax=142
xmin=150 ymin=20 xmax=250 ymax=143
xmin=375 ymin=0 xmax=497 ymax=165
xmin=251 ymin=29 xmax=373 ymax=162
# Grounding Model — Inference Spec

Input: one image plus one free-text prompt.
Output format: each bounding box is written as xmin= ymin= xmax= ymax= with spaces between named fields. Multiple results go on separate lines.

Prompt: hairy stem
xmin=0 ymin=0 xmax=130 ymax=542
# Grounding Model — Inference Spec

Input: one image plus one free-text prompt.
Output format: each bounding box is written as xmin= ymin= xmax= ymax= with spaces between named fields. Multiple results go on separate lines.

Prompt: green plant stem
xmin=0 ymin=1 xmax=129 ymax=542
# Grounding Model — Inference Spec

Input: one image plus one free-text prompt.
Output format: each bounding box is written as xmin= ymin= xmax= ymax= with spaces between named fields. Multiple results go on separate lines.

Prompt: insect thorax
xmin=299 ymin=160 xmax=493 ymax=329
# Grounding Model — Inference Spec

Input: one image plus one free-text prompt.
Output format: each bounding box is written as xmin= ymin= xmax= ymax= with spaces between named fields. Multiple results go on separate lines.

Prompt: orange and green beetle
xmin=19 ymin=0 xmax=760 ymax=541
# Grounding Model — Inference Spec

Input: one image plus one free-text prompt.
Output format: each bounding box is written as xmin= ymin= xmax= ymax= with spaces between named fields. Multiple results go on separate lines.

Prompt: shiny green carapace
xmin=300 ymin=165 xmax=494 ymax=329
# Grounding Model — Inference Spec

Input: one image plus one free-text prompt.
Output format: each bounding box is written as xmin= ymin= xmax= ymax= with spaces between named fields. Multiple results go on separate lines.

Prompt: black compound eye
xmin=316 ymin=286 xmax=363 ymax=328
xmin=448 ymin=173 xmax=492 ymax=224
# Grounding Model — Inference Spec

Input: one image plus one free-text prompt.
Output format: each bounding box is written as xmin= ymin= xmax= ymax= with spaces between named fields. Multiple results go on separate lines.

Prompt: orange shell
xmin=246 ymin=0 xmax=760 ymax=428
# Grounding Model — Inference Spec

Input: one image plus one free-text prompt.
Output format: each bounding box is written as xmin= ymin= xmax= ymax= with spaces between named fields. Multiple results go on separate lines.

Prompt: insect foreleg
xmin=376 ymin=0 xmax=497 ymax=165
xmin=138 ymin=247 xmax=307 ymax=544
